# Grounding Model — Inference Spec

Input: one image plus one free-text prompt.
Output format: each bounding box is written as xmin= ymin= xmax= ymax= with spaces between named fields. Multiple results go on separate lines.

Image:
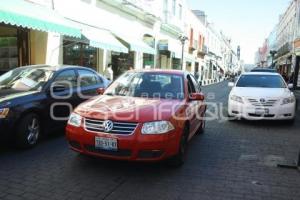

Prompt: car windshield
xmin=236 ymin=75 xmax=286 ymax=88
xmin=104 ymin=72 xmax=184 ymax=99
xmin=0 ymin=68 xmax=54 ymax=91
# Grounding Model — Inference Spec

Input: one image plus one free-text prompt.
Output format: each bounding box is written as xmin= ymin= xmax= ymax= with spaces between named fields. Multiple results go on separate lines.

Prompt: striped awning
xmin=0 ymin=0 xmax=81 ymax=38
xmin=82 ymin=27 xmax=128 ymax=53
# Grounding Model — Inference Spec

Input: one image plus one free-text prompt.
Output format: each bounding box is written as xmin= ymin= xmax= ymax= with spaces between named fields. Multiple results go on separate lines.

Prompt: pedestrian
xmin=104 ymin=64 xmax=114 ymax=81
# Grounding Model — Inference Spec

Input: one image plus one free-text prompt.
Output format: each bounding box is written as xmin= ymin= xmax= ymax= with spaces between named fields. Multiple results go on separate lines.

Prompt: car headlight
xmin=142 ymin=121 xmax=175 ymax=135
xmin=0 ymin=108 xmax=9 ymax=119
xmin=282 ymin=96 xmax=295 ymax=105
xmin=230 ymin=95 xmax=244 ymax=103
xmin=68 ymin=113 xmax=82 ymax=127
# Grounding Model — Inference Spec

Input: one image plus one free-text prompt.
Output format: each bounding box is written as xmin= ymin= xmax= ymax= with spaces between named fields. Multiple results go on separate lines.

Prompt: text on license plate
xmin=95 ymin=137 xmax=118 ymax=151
xmin=255 ymin=108 xmax=269 ymax=115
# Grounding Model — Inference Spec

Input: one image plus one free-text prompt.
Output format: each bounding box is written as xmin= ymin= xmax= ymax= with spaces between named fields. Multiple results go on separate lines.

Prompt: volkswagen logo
xmin=103 ymin=120 xmax=114 ymax=132
xmin=260 ymin=98 xmax=266 ymax=103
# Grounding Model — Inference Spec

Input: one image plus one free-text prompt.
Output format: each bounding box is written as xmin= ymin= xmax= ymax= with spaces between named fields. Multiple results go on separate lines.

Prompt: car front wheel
xmin=167 ymin=126 xmax=189 ymax=167
xmin=16 ymin=113 xmax=41 ymax=148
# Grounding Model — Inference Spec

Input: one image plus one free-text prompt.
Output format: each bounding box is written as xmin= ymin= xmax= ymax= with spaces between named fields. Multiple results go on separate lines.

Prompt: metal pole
xmin=181 ymin=41 xmax=184 ymax=70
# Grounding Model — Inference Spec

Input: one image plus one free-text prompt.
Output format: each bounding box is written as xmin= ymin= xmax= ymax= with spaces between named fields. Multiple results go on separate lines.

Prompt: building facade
xmin=0 ymin=0 xmax=241 ymax=84
xmin=258 ymin=0 xmax=300 ymax=89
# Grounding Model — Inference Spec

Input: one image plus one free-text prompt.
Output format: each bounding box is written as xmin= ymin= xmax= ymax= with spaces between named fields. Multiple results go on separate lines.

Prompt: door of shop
xmin=0 ymin=25 xmax=29 ymax=75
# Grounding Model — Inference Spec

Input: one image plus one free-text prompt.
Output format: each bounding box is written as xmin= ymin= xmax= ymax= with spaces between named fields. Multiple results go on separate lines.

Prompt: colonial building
xmin=0 ymin=0 xmax=241 ymax=84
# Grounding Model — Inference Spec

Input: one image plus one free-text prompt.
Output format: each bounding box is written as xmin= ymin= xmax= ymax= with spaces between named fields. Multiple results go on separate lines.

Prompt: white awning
xmin=82 ymin=28 xmax=128 ymax=53
xmin=114 ymin=33 xmax=156 ymax=55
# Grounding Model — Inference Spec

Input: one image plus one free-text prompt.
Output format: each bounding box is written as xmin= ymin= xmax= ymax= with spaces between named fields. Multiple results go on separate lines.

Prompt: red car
xmin=66 ymin=70 xmax=206 ymax=166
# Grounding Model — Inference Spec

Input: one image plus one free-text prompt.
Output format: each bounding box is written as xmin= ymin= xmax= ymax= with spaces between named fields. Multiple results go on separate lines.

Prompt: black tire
xmin=15 ymin=113 xmax=41 ymax=148
xmin=167 ymin=125 xmax=189 ymax=167
xmin=197 ymin=117 xmax=205 ymax=135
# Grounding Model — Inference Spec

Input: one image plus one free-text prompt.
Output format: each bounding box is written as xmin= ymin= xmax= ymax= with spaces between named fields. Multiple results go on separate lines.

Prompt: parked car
xmin=251 ymin=67 xmax=277 ymax=73
xmin=66 ymin=70 xmax=206 ymax=166
xmin=0 ymin=65 xmax=110 ymax=148
xmin=228 ymin=72 xmax=296 ymax=121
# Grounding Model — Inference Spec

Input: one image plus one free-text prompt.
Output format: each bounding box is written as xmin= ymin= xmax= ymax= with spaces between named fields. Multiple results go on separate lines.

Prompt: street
xmin=0 ymin=81 xmax=300 ymax=200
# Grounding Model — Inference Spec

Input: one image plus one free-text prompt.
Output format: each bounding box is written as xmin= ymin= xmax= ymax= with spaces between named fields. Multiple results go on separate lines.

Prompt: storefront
xmin=158 ymin=39 xmax=182 ymax=69
xmin=63 ymin=39 xmax=97 ymax=71
xmin=0 ymin=0 xmax=81 ymax=74
xmin=0 ymin=25 xmax=29 ymax=74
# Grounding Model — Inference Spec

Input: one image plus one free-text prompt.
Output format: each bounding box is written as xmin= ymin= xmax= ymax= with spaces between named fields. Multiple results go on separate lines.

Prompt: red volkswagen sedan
xmin=66 ymin=70 xmax=206 ymax=166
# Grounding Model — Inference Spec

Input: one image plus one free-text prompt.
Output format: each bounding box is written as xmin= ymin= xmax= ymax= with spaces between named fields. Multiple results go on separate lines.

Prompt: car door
xmin=45 ymin=69 xmax=78 ymax=129
xmin=190 ymin=74 xmax=206 ymax=125
xmin=76 ymin=69 xmax=102 ymax=104
xmin=186 ymin=74 xmax=199 ymax=137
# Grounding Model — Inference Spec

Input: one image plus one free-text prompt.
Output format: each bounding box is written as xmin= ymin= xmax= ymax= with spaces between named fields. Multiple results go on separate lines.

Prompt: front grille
xmin=84 ymin=145 xmax=132 ymax=157
xmin=248 ymin=113 xmax=275 ymax=118
xmin=84 ymin=118 xmax=138 ymax=135
xmin=248 ymin=98 xmax=278 ymax=107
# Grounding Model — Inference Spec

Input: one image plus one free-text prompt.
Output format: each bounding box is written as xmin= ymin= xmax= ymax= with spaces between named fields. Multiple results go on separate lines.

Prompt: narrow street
xmin=0 ymin=81 xmax=299 ymax=200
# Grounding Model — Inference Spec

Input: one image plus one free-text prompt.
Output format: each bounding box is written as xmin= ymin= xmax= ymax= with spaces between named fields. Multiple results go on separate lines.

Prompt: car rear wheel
xmin=16 ymin=113 xmax=41 ymax=148
xmin=167 ymin=126 xmax=189 ymax=167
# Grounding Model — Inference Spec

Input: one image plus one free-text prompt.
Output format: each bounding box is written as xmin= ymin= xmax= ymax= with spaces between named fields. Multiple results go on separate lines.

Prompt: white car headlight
xmin=0 ymin=108 xmax=9 ymax=119
xmin=230 ymin=95 xmax=244 ymax=103
xmin=282 ymin=96 xmax=295 ymax=105
xmin=68 ymin=113 xmax=82 ymax=127
xmin=142 ymin=121 xmax=175 ymax=135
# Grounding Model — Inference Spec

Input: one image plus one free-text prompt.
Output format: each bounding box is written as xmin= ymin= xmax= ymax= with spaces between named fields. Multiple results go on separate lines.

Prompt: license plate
xmin=255 ymin=108 xmax=269 ymax=115
xmin=95 ymin=137 xmax=118 ymax=151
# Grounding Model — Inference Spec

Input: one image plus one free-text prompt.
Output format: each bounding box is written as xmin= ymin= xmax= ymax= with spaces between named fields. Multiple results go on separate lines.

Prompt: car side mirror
xmin=228 ymin=82 xmax=235 ymax=87
xmin=189 ymin=93 xmax=205 ymax=101
xmin=288 ymin=84 xmax=294 ymax=89
xmin=96 ymin=88 xmax=105 ymax=95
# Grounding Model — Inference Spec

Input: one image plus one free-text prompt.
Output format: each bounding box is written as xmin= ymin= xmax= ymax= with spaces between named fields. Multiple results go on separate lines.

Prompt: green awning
xmin=82 ymin=28 xmax=128 ymax=53
xmin=0 ymin=0 xmax=81 ymax=38
xmin=114 ymin=33 xmax=156 ymax=55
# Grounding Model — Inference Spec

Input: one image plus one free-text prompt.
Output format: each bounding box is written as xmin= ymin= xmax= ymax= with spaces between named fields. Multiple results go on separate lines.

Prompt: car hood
xmin=231 ymin=87 xmax=293 ymax=98
xmin=0 ymin=89 xmax=39 ymax=105
xmin=75 ymin=95 xmax=185 ymax=122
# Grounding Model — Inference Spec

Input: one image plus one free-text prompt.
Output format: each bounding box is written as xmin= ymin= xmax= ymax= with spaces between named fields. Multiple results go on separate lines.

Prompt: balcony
xmin=197 ymin=45 xmax=208 ymax=58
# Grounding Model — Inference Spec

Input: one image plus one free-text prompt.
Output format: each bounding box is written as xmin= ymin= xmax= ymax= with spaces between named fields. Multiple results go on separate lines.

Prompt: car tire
xmin=167 ymin=125 xmax=189 ymax=167
xmin=16 ymin=113 xmax=41 ymax=149
xmin=197 ymin=117 xmax=205 ymax=135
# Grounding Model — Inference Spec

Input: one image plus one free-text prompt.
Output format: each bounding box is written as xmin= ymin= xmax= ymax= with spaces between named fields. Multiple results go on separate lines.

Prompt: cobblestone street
xmin=1 ymin=81 xmax=300 ymax=200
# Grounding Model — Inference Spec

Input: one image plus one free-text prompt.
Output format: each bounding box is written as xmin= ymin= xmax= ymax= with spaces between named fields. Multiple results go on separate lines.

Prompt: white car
xmin=228 ymin=72 xmax=296 ymax=121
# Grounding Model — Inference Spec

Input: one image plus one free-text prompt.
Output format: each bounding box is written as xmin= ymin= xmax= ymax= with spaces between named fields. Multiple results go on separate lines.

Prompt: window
xmin=187 ymin=75 xmax=196 ymax=94
xmin=236 ymin=75 xmax=286 ymax=88
xmin=53 ymin=70 xmax=77 ymax=88
xmin=190 ymin=75 xmax=201 ymax=92
xmin=172 ymin=0 xmax=176 ymax=16
xmin=78 ymin=69 xmax=99 ymax=87
xmin=178 ymin=4 xmax=182 ymax=20
xmin=190 ymin=28 xmax=194 ymax=47
xmin=105 ymin=72 xmax=184 ymax=99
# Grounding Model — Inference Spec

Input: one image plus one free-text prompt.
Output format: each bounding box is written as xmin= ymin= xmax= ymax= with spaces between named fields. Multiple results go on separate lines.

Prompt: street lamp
xmin=179 ymin=35 xmax=188 ymax=70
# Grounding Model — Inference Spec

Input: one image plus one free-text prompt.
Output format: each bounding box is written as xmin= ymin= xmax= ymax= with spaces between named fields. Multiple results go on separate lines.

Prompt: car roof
xmin=129 ymin=69 xmax=186 ymax=76
xmin=251 ymin=67 xmax=276 ymax=72
xmin=17 ymin=65 xmax=96 ymax=72
xmin=242 ymin=72 xmax=281 ymax=76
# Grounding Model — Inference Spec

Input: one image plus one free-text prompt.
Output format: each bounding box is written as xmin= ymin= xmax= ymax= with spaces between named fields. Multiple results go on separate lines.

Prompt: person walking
xmin=104 ymin=64 xmax=114 ymax=81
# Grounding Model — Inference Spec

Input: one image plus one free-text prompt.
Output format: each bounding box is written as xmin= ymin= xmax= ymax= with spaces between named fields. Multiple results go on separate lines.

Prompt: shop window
xmin=0 ymin=26 xmax=29 ymax=74
xmin=63 ymin=41 xmax=97 ymax=71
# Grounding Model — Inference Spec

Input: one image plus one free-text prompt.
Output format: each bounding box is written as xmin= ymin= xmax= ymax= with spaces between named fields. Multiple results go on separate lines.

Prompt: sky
xmin=187 ymin=0 xmax=291 ymax=64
